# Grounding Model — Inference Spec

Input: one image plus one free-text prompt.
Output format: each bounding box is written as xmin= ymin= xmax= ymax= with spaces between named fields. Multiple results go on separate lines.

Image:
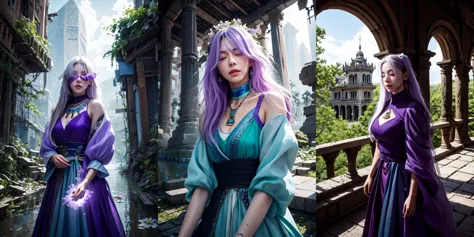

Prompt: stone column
xmin=259 ymin=22 xmax=269 ymax=53
xmin=299 ymin=61 xmax=316 ymax=146
xmin=166 ymin=0 xmax=200 ymax=157
xmin=417 ymin=50 xmax=435 ymax=105
xmin=268 ymin=11 xmax=289 ymax=90
xmin=126 ymin=76 xmax=138 ymax=152
xmin=359 ymin=105 xmax=363 ymax=116
xmin=454 ymin=64 xmax=472 ymax=144
xmin=158 ymin=17 xmax=174 ymax=148
xmin=437 ymin=60 xmax=454 ymax=148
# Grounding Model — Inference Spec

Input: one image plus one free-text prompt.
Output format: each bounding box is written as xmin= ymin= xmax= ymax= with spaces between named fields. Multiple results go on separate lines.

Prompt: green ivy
xmin=103 ymin=1 xmax=159 ymax=64
xmin=14 ymin=17 xmax=50 ymax=54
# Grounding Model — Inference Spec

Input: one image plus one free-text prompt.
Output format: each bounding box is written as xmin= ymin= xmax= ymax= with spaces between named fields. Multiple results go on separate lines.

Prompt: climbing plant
xmin=14 ymin=17 xmax=50 ymax=54
xmin=103 ymin=1 xmax=159 ymax=64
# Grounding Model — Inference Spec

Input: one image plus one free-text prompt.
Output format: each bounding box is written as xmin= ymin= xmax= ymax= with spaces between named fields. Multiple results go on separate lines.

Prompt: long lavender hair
xmin=200 ymin=26 xmax=293 ymax=143
xmin=368 ymin=54 xmax=439 ymax=174
xmin=48 ymin=56 xmax=101 ymax=146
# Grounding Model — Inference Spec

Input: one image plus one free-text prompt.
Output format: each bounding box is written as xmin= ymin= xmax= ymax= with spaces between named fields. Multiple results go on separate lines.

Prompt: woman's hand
xmin=51 ymin=154 xmax=70 ymax=168
xmin=72 ymin=181 xmax=89 ymax=199
xmin=403 ymin=195 xmax=416 ymax=218
xmin=363 ymin=176 xmax=373 ymax=197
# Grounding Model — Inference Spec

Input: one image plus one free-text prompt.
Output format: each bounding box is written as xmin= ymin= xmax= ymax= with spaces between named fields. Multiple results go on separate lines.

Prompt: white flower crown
xmin=207 ymin=18 xmax=262 ymax=44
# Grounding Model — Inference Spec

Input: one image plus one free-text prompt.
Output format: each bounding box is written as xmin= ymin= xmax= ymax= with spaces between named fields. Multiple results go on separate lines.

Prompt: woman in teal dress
xmin=177 ymin=19 xmax=303 ymax=237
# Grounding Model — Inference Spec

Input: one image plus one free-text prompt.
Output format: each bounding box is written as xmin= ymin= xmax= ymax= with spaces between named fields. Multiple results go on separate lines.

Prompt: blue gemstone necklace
xmin=64 ymin=99 xmax=90 ymax=118
xmin=227 ymin=82 xmax=251 ymax=126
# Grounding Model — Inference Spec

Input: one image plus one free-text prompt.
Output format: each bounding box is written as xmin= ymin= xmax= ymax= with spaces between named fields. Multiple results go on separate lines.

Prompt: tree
xmin=315 ymin=26 xmax=345 ymax=143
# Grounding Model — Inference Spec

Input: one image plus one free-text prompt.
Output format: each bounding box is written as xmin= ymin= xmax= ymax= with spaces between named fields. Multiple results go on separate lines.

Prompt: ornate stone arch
xmin=426 ymin=19 xmax=463 ymax=63
xmin=316 ymin=0 xmax=403 ymax=52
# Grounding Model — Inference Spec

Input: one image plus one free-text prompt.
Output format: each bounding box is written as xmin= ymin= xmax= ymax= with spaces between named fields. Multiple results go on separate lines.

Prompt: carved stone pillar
xmin=158 ymin=17 xmax=174 ymax=148
xmin=454 ymin=64 xmax=472 ymax=144
xmin=344 ymin=146 xmax=362 ymax=179
xmin=166 ymin=0 xmax=200 ymax=157
xmin=268 ymin=11 xmax=289 ymax=89
xmin=321 ymin=152 xmax=339 ymax=179
xmin=259 ymin=23 xmax=269 ymax=54
xmin=437 ymin=60 xmax=454 ymax=148
xmin=418 ymin=50 xmax=435 ymax=105
xmin=299 ymin=61 xmax=316 ymax=146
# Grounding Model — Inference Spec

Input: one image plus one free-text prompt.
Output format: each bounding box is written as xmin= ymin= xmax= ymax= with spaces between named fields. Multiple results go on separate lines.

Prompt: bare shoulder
xmin=88 ymin=99 xmax=105 ymax=118
xmin=261 ymin=91 xmax=287 ymax=123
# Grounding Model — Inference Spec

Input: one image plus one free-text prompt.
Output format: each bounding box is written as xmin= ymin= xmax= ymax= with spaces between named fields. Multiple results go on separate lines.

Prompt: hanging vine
xmin=14 ymin=17 xmax=50 ymax=54
xmin=103 ymin=1 xmax=159 ymax=65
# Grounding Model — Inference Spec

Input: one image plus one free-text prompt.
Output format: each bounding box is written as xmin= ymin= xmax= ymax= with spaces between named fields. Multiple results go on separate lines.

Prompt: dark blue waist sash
xmin=192 ymin=158 xmax=260 ymax=236
xmin=56 ymin=141 xmax=87 ymax=158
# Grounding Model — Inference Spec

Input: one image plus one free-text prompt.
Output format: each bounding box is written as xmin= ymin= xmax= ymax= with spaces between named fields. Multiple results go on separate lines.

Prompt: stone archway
xmin=334 ymin=105 xmax=340 ymax=117
xmin=362 ymin=105 xmax=368 ymax=115
xmin=426 ymin=20 xmax=463 ymax=63
xmin=316 ymin=0 xmax=403 ymax=53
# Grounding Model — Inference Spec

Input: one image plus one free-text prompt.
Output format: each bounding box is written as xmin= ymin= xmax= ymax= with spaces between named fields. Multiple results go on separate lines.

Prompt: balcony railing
xmin=316 ymin=117 xmax=474 ymax=181
xmin=315 ymin=118 xmax=474 ymax=230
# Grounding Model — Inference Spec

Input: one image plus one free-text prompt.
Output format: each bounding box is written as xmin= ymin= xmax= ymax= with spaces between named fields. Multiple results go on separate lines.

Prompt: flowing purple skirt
xmin=32 ymin=161 xmax=125 ymax=237
xmin=362 ymin=159 xmax=438 ymax=237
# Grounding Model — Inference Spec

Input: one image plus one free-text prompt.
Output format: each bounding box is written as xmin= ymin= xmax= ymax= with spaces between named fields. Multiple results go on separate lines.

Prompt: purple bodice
xmin=52 ymin=110 xmax=92 ymax=145
xmin=371 ymin=91 xmax=415 ymax=162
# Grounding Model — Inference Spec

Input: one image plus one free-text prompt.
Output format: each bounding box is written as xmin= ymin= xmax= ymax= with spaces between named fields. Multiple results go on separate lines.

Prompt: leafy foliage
xmin=14 ymin=17 xmax=50 ymax=54
xmin=103 ymin=1 xmax=158 ymax=64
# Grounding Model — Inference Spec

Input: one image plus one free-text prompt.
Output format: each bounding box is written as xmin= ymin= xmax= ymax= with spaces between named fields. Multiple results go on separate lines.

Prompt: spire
xmin=357 ymin=33 xmax=361 ymax=50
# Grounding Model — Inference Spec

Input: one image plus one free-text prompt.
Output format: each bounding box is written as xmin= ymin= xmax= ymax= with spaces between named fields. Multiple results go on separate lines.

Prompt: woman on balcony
xmin=33 ymin=56 xmax=125 ymax=237
xmin=178 ymin=19 xmax=303 ymax=237
xmin=363 ymin=54 xmax=455 ymax=237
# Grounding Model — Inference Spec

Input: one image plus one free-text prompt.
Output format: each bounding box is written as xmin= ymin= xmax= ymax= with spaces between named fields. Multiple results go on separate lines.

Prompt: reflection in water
xmin=0 ymin=162 xmax=158 ymax=237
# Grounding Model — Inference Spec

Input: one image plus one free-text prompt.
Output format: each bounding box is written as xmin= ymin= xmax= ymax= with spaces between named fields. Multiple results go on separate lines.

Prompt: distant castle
xmin=330 ymin=36 xmax=376 ymax=121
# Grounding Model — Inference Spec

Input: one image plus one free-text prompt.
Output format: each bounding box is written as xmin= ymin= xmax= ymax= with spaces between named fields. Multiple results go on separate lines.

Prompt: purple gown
xmin=33 ymin=96 xmax=125 ymax=237
xmin=363 ymin=90 xmax=455 ymax=237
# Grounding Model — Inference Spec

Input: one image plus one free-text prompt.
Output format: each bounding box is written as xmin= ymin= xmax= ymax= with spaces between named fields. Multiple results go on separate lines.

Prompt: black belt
xmin=192 ymin=159 xmax=260 ymax=237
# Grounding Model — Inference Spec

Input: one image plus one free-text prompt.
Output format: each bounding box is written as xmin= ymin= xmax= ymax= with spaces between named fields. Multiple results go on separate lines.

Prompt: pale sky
xmin=316 ymin=9 xmax=473 ymax=85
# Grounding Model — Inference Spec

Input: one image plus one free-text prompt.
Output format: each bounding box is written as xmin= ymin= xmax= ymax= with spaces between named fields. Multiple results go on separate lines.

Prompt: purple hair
xmin=200 ymin=26 xmax=293 ymax=143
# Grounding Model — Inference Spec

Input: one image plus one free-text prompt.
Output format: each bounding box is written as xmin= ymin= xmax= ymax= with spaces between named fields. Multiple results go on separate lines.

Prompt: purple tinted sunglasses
xmin=68 ymin=73 xmax=96 ymax=84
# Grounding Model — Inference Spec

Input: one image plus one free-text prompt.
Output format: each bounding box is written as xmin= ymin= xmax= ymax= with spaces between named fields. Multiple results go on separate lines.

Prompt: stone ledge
xmin=165 ymin=188 xmax=188 ymax=205
xmin=164 ymin=178 xmax=185 ymax=191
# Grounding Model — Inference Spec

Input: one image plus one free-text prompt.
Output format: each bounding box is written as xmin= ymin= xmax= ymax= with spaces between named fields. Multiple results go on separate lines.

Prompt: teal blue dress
xmin=185 ymin=94 xmax=303 ymax=236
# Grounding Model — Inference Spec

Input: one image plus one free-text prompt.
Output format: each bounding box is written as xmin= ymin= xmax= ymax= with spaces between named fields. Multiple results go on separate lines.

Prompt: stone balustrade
xmin=315 ymin=117 xmax=474 ymax=230
xmin=317 ymin=117 xmax=474 ymax=181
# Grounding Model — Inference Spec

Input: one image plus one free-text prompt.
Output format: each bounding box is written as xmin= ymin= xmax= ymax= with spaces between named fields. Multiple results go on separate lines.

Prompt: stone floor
xmin=157 ymin=207 xmax=316 ymax=237
xmin=320 ymin=146 xmax=474 ymax=237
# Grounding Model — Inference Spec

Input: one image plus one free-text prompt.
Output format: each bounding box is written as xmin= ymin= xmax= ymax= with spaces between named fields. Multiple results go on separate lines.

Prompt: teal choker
xmin=64 ymin=100 xmax=90 ymax=118
xmin=231 ymin=81 xmax=251 ymax=100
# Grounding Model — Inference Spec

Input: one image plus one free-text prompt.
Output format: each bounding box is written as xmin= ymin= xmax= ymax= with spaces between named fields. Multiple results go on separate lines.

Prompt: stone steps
xmin=289 ymin=175 xmax=316 ymax=213
xmin=297 ymin=167 xmax=311 ymax=175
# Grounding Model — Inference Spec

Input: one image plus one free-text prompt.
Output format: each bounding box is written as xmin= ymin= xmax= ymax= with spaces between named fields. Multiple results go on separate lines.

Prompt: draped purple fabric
xmin=36 ymin=111 xmax=125 ymax=237
xmin=363 ymin=90 xmax=455 ymax=237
